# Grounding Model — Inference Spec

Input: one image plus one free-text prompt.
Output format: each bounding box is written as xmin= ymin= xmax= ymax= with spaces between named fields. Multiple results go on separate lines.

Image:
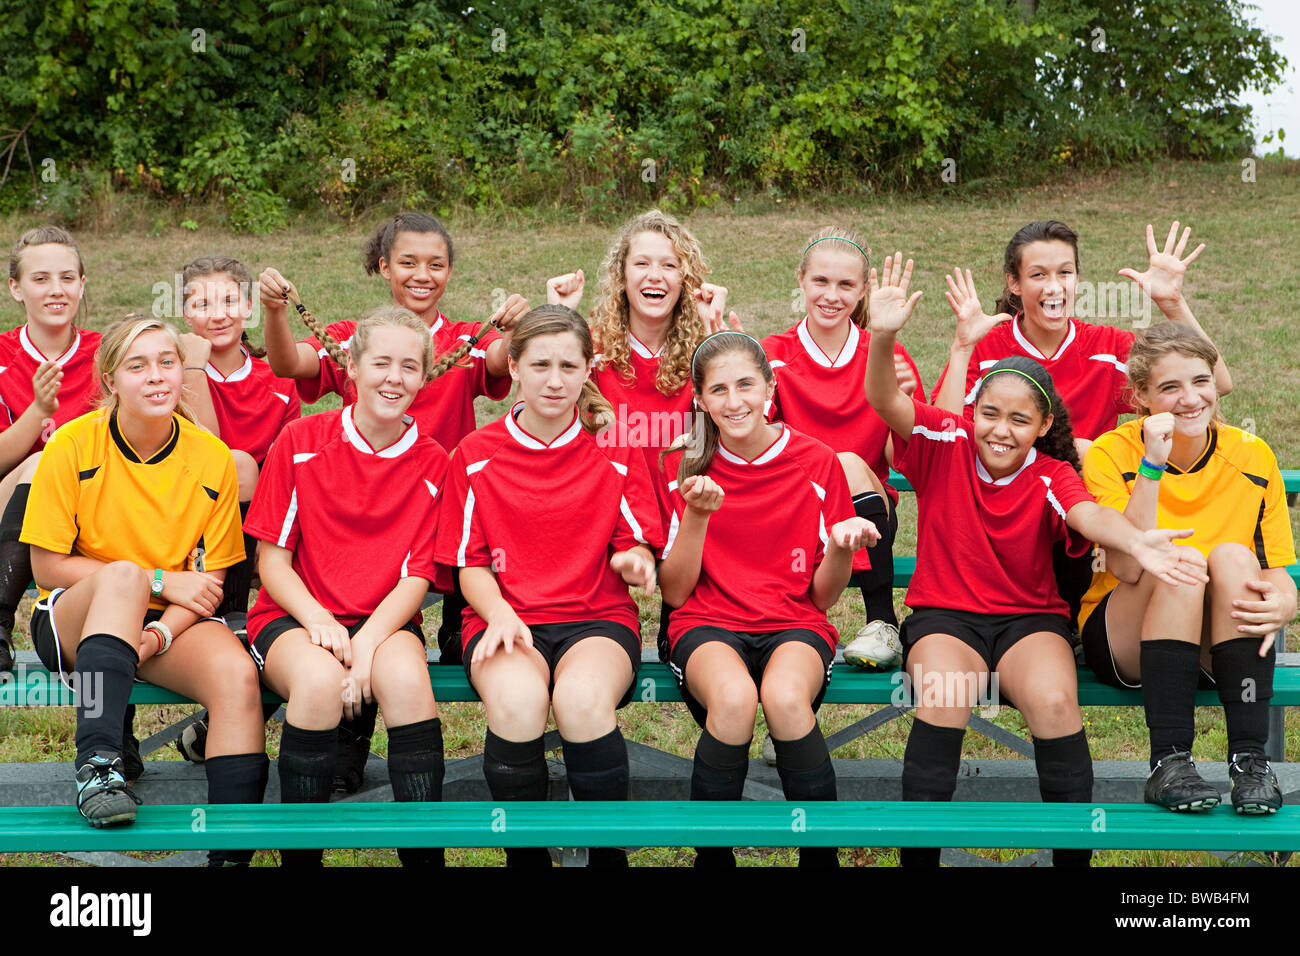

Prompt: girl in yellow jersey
xmin=21 ymin=317 xmax=265 ymax=857
xmin=1080 ymin=324 xmax=1297 ymax=814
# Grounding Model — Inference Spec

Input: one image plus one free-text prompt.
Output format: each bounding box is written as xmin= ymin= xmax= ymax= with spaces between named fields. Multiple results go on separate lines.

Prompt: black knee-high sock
xmin=205 ymin=753 xmax=270 ymax=866
xmin=436 ymin=568 xmax=465 ymax=664
xmin=278 ymin=722 xmax=335 ymax=867
xmin=483 ymin=731 xmax=551 ymax=868
xmin=773 ymin=724 xmax=838 ymax=868
xmin=1212 ymin=637 xmax=1275 ymax=759
xmin=563 ymin=728 xmax=630 ymax=868
xmin=854 ymin=492 xmax=897 ymax=626
xmin=73 ymin=634 xmax=138 ymax=767
xmin=900 ymin=717 xmax=965 ymax=868
xmin=388 ymin=718 xmax=446 ymax=868
xmin=691 ymin=729 xmax=750 ymax=867
xmin=215 ymin=550 xmax=255 ymax=619
xmin=1034 ymin=729 xmax=1093 ymax=868
xmin=1140 ymin=640 xmax=1200 ymax=768
xmin=0 ymin=484 xmax=32 ymax=655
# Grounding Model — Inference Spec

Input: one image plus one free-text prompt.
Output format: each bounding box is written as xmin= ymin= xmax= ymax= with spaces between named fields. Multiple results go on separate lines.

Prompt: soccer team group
xmin=0 ymin=209 xmax=1293 ymax=867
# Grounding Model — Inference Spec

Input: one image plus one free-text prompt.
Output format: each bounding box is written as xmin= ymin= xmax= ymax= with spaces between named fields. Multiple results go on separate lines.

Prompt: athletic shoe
xmin=1229 ymin=752 xmax=1282 ymax=815
xmin=762 ymin=734 xmax=776 ymax=766
xmin=177 ymin=711 xmax=209 ymax=763
xmin=75 ymin=752 xmax=142 ymax=828
xmin=121 ymin=704 xmax=143 ymax=784
xmin=842 ymin=620 xmax=902 ymax=671
xmin=331 ymin=723 xmax=371 ymax=794
xmin=0 ymin=636 xmax=13 ymax=674
xmin=1143 ymin=751 xmax=1220 ymax=812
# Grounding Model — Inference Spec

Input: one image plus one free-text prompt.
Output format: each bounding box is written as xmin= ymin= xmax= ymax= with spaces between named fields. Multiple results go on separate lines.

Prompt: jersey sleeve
xmin=402 ymin=447 xmax=454 ymax=592
xmin=433 ymin=446 xmax=493 ymax=568
xmin=892 ymin=398 xmax=965 ymax=494
xmin=1255 ymin=455 xmax=1297 ymax=570
xmin=294 ymin=321 xmax=353 ymax=405
xmin=657 ymin=452 xmax=685 ymax=561
xmin=243 ymin=426 xmax=302 ymax=550
xmin=469 ymin=324 xmax=511 ymax=401
xmin=815 ymin=451 xmax=857 ymax=567
xmin=610 ymin=447 xmax=666 ymax=555
xmin=1044 ymin=461 xmax=1095 ymax=557
xmin=199 ymin=449 xmax=247 ymax=571
xmin=19 ymin=426 xmax=84 ymax=554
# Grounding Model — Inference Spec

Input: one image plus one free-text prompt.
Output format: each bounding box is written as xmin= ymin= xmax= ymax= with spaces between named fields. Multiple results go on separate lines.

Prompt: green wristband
xmin=1137 ymin=462 xmax=1164 ymax=482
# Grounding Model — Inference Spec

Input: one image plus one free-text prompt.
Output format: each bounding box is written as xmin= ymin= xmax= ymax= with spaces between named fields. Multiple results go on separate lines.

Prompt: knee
xmin=1023 ymin=686 xmax=1079 ymax=735
xmin=552 ymin=677 xmax=616 ymax=732
xmin=205 ymin=652 xmax=263 ymax=712
xmin=485 ymin=683 xmax=550 ymax=735
xmin=289 ymin=659 xmax=347 ymax=717
xmin=704 ymin=677 xmax=758 ymax=725
xmin=1207 ymin=542 xmax=1258 ymax=586
xmin=232 ymin=451 xmax=259 ymax=502
xmin=16 ymin=452 xmax=42 ymax=484
xmin=100 ymin=561 xmax=151 ymax=603
xmin=759 ymin=679 xmax=812 ymax=729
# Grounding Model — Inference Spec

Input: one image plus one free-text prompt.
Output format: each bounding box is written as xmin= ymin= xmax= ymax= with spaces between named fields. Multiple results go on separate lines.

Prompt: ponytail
xmin=284 ymin=287 xmax=348 ymax=369
xmin=427 ymin=316 xmax=497 ymax=381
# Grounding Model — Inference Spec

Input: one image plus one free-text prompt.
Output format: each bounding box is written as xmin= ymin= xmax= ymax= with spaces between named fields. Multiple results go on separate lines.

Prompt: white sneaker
xmin=842 ymin=620 xmax=902 ymax=670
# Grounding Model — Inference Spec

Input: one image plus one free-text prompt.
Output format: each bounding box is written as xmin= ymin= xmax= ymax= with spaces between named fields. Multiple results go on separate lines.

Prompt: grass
xmin=1 ymin=158 xmax=1297 ymax=867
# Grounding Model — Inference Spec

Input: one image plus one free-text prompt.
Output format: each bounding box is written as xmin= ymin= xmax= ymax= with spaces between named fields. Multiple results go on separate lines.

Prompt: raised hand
xmin=546 ymin=270 xmax=584 ymax=310
xmin=829 ymin=516 xmax=880 ymax=552
xmin=258 ymin=267 xmax=297 ymax=311
xmin=177 ymin=332 xmax=212 ymax=369
xmin=1118 ymin=221 xmax=1204 ymax=309
xmin=695 ymin=283 xmax=743 ymax=333
xmin=867 ymin=253 xmax=923 ymax=335
xmin=31 ymin=361 xmax=61 ymax=418
xmin=894 ymin=355 xmax=918 ymax=396
xmin=681 ymin=474 xmax=725 ymax=515
xmin=489 ymin=293 xmax=530 ymax=336
xmin=944 ymin=268 xmax=1011 ymax=350
xmin=1141 ymin=412 xmax=1175 ymax=469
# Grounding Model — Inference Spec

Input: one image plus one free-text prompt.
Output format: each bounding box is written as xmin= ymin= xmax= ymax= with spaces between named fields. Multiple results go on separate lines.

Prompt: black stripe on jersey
xmin=1243 ymin=472 xmax=1268 ymax=489
xmin=78 ymin=467 xmax=99 ymax=481
xmin=109 ymin=411 xmax=180 ymax=464
xmin=1165 ymin=427 xmax=1216 ymax=475
xmin=1254 ymin=499 xmax=1269 ymax=567
xmin=1121 ymin=471 xmax=1137 ymax=482
xmin=202 ymin=485 xmax=219 ymax=501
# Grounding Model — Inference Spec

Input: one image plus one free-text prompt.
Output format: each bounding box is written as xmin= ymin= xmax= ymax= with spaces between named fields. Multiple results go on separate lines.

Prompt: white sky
xmin=1240 ymin=0 xmax=1298 ymax=156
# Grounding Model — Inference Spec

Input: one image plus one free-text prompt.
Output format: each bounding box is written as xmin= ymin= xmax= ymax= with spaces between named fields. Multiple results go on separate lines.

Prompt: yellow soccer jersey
xmin=1079 ymin=419 xmax=1297 ymax=629
xmin=22 ymin=409 xmax=244 ymax=609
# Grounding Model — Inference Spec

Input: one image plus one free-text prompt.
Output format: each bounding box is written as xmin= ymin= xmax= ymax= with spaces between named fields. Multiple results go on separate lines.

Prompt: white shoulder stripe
xmin=1040 ymin=475 xmax=1068 ymax=521
xmin=610 ymin=460 xmax=628 ymax=476
xmin=1089 ymin=353 xmax=1128 ymax=372
xmin=810 ymin=481 xmax=826 ymax=501
xmin=466 ymin=459 xmax=489 ymax=475
xmin=277 ymin=488 xmax=299 ymax=548
xmin=912 ymin=424 xmax=966 ymax=442
xmin=273 ymin=392 xmax=291 ymax=405
xmin=662 ymin=511 xmax=680 ymax=559
xmin=400 ymin=550 xmax=411 ymax=577
xmin=292 ymin=452 xmax=316 ymax=463
xmin=619 ymin=495 xmax=647 ymax=545
xmin=456 ymin=489 xmax=477 ymax=566
xmin=424 ymin=479 xmax=439 ymax=499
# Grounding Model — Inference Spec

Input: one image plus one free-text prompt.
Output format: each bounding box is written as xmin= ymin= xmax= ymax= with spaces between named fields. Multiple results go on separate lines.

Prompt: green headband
xmin=803 ymin=236 xmax=869 ymax=263
xmin=980 ymin=367 xmax=1054 ymax=410
xmin=691 ymin=330 xmax=767 ymax=380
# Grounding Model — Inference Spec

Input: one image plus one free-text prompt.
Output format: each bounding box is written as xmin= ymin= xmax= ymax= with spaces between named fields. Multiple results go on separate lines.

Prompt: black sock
xmin=854 ymin=492 xmax=897 ymax=626
xmin=388 ymin=718 xmax=446 ymax=868
xmin=215 ymin=549 xmax=255 ymax=619
xmin=1212 ymin=638 xmax=1275 ymax=759
xmin=900 ymin=717 xmax=965 ymax=868
xmin=1034 ymin=729 xmax=1093 ymax=868
xmin=73 ymin=634 xmax=138 ymax=767
xmin=332 ymin=698 xmax=378 ymax=792
xmin=1140 ymin=640 xmax=1200 ymax=768
xmin=691 ymin=729 xmax=750 ymax=867
xmin=483 ymin=731 xmax=551 ymax=868
xmin=278 ymin=722 xmax=335 ymax=867
xmin=773 ymin=724 xmax=838 ymax=868
xmin=563 ymin=728 xmax=630 ymax=868
xmin=205 ymin=753 xmax=269 ymax=866
xmin=0 ymin=484 xmax=32 ymax=646
xmin=436 ymin=569 xmax=465 ymax=664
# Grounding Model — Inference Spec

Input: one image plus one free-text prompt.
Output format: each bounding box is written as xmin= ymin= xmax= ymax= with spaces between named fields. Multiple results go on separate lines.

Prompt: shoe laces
xmin=80 ymin=759 xmax=142 ymax=805
xmin=1231 ymin=753 xmax=1272 ymax=777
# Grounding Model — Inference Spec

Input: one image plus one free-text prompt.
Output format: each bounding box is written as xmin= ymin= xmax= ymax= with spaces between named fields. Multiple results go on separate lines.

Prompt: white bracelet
xmin=143 ymin=620 xmax=174 ymax=656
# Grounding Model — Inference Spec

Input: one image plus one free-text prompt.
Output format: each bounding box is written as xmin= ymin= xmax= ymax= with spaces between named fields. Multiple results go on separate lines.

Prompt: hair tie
xmin=690 ymin=330 xmax=765 ymax=380
xmin=981 ymin=367 xmax=1053 ymax=410
xmin=803 ymin=236 xmax=869 ymax=263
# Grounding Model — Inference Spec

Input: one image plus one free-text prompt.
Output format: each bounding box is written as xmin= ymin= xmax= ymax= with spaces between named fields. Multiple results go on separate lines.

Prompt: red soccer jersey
xmin=659 ymin=425 xmax=855 ymax=653
xmin=298 ymin=313 xmax=510 ymax=451
xmin=929 ymin=315 xmax=1135 ymax=441
xmin=201 ymin=348 xmax=301 ymax=464
xmin=0 ymin=325 xmax=102 ymax=456
xmin=592 ymin=334 xmax=694 ymax=522
xmin=895 ymin=400 xmax=1094 ymax=616
xmin=434 ymin=402 xmax=665 ymax=642
xmin=243 ymin=406 xmax=450 ymax=648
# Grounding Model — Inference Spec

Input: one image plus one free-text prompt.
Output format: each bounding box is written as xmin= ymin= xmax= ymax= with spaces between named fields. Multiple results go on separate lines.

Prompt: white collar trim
xmin=796 ymin=317 xmax=858 ymax=369
xmin=716 ymin=424 xmax=790 ymax=465
xmin=505 ymin=401 xmax=582 ymax=449
xmin=1012 ymin=314 xmax=1075 ymax=362
xmin=627 ymin=332 xmax=664 ymax=359
xmin=975 ymin=446 xmax=1038 ymax=485
xmin=205 ymin=347 xmax=253 ymax=383
xmin=341 ymin=405 xmax=419 ymax=458
xmin=20 ymin=325 xmax=80 ymax=366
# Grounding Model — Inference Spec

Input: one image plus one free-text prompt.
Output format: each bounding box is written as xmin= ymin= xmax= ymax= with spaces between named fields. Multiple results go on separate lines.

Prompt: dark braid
xmin=283 ymin=287 xmax=348 ymax=369
xmin=974 ymin=356 xmax=1081 ymax=473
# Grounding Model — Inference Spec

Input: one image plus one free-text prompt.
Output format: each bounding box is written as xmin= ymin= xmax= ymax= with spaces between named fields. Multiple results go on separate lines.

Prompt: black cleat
xmin=121 ymin=704 xmax=144 ymax=784
xmin=0 ymin=636 xmax=13 ymax=674
xmin=1144 ymin=751 xmax=1220 ymax=812
xmin=1229 ymin=752 xmax=1282 ymax=815
xmin=331 ymin=723 xmax=371 ymax=794
xmin=76 ymin=752 xmax=142 ymax=828
xmin=177 ymin=711 xmax=209 ymax=763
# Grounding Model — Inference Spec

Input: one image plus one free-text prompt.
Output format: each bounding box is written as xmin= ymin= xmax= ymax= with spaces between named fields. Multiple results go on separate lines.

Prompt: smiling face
xmin=697 ymin=350 xmax=775 ymax=454
xmin=106 ymin=328 xmax=184 ymax=424
xmin=8 ymin=243 xmax=84 ymax=330
xmin=972 ymin=375 xmax=1052 ymax=478
xmin=379 ymin=230 xmax=452 ymax=320
xmin=798 ymin=246 xmax=867 ymax=334
xmin=1007 ymin=239 xmax=1077 ymax=336
xmin=623 ymin=231 xmax=684 ymax=329
xmin=346 ymin=325 xmax=427 ymax=425
xmin=183 ymin=273 xmax=251 ymax=353
xmin=510 ymin=330 xmax=591 ymax=427
xmin=1138 ymin=352 xmax=1217 ymax=440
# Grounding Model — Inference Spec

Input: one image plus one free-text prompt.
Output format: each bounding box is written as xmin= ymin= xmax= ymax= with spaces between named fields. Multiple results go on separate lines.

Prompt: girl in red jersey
xmin=866 ymin=254 xmax=1208 ymax=868
xmin=931 ymin=220 xmax=1232 ymax=630
xmin=0 ymin=227 xmax=102 ymax=672
xmin=435 ymin=305 xmax=664 ymax=869
xmin=243 ymin=307 xmax=450 ymax=867
xmin=762 ymin=227 xmax=926 ymax=672
xmin=546 ymin=209 xmax=735 ymax=661
xmin=657 ymin=330 xmax=877 ymax=868
xmin=1079 ymin=324 xmax=1297 ymax=814
xmin=22 ymin=316 xmax=264 ymax=860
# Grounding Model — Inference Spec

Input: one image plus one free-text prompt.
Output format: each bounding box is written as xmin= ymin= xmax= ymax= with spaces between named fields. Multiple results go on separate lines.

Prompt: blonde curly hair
xmin=588 ymin=209 xmax=709 ymax=397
